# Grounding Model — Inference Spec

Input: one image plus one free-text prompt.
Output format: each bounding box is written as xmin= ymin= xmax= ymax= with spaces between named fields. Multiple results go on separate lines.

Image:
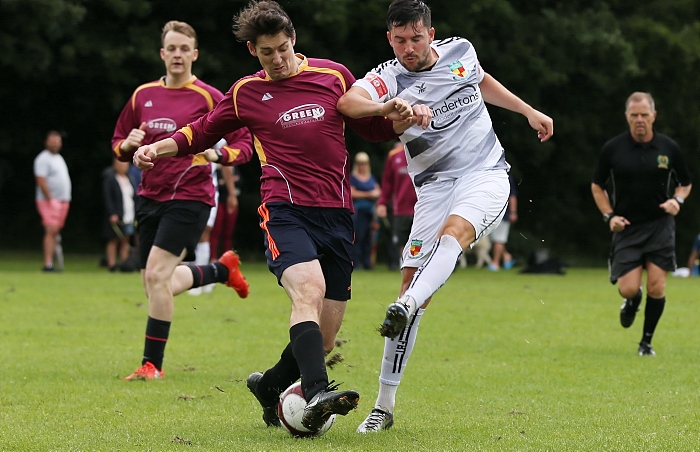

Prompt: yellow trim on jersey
xmin=191 ymin=154 xmax=209 ymax=166
xmin=113 ymin=140 xmax=125 ymax=158
xmin=130 ymin=81 xmax=162 ymax=110
xmin=221 ymin=146 xmax=241 ymax=164
xmin=253 ymin=136 xmax=266 ymax=165
xmin=303 ymin=66 xmax=347 ymax=92
xmin=232 ymin=77 xmax=260 ymax=118
xmin=388 ymin=147 xmax=404 ymax=158
xmin=178 ymin=126 xmax=195 ymax=146
xmin=184 ymin=81 xmax=215 ymax=111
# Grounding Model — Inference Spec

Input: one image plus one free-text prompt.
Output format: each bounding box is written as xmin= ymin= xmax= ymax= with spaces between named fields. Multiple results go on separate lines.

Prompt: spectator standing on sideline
xmin=337 ymin=0 xmax=553 ymax=432
xmin=686 ymin=234 xmax=700 ymax=276
xmin=351 ymin=151 xmax=381 ymax=270
xmin=209 ymin=165 xmax=240 ymax=261
xmin=592 ymin=91 xmax=691 ymax=357
xmin=488 ymin=174 xmax=518 ymax=271
xmin=377 ymin=141 xmax=417 ymax=270
xmin=131 ymin=0 xmax=427 ymax=432
xmin=112 ymin=20 xmax=253 ymax=381
xmin=102 ymin=158 xmax=137 ymax=272
xmin=34 ymin=130 xmax=71 ymax=272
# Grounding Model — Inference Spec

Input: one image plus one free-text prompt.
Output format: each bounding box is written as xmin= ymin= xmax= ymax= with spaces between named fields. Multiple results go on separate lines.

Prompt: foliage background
xmin=1 ymin=0 xmax=699 ymax=263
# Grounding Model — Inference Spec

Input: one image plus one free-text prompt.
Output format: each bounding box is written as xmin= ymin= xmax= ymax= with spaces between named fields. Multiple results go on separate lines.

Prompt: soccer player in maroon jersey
xmin=132 ymin=1 xmax=431 ymax=432
xmin=112 ymin=21 xmax=254 ymax=381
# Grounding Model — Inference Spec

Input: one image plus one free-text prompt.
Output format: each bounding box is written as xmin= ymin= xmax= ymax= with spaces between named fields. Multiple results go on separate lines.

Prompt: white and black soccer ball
xmin=277 ymin=382 xmax=336 ymax=437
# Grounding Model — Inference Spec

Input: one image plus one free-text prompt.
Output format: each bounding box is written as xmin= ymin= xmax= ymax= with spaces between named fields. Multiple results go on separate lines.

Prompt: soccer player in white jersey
xmin=337 ymin=0 xmax=554 ymax=432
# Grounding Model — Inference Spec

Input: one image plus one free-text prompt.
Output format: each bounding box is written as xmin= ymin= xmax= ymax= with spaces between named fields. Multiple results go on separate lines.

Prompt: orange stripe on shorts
xmin=257 ymin=204 xmax=280 ymax=260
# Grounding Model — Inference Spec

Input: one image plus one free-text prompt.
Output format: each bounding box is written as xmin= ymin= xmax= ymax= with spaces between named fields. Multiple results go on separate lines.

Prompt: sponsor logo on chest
xmin=276 ymin=104 xmax=325 ymax=129
xmin=147 ymin=118 xmax=177 ymax=132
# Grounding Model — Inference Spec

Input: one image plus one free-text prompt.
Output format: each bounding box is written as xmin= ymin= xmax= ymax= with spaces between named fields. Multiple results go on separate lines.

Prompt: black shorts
xmin=136 ymin=198 xmax=210 ymax=269
xmin=392 ymin=215 xmax=414 ymax=248
xmin=258 ymin=203 xmax=354 ymax=301
xmin=609 ymin=215 xmax=676 ymax=284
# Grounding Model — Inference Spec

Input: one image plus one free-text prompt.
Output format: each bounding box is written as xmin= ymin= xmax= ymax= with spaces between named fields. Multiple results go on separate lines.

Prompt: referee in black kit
xmin=591 ymin=91 xmax=692 ymax=357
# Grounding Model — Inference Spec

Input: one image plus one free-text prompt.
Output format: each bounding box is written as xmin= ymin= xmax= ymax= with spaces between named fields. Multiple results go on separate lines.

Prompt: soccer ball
xmin=277 ymin=382 xmax=336 ymax=437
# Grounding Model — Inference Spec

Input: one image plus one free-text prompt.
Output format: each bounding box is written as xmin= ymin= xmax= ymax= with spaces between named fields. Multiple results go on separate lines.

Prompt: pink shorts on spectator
xmin=36 ymin=199 xmax=70 ymax=228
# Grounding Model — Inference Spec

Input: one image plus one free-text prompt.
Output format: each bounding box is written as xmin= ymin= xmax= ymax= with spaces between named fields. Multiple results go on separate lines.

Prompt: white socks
xmin=375 ymin=308 xmax=424 ymax=413
xmin=402 ymin=234 xmax=462 ymax=315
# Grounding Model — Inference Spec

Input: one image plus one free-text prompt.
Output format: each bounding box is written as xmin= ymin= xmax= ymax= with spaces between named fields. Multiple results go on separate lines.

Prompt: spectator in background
xmin=377 ymin=142 xmax=417 ymax=270
xmin=209 ymin=164 xmax=240 ymax=262
xmin=102 ymin=158 xmax=137 ymax=272
xmin=687 ymin=234 xmax=700 ymax=276
xmin=34 ymin=130 xmax=71 ymax=272
xmin=489 ymin=174 xmax=518 ymax=271
xmin=592 ymin=91 xmax=692 ymax=357
xmin=351 ymin=151 xmax=381 ymax=270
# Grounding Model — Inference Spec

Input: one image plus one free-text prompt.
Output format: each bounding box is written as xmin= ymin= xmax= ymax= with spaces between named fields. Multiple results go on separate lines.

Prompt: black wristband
xmin=602 ymin=212 xmax=614 ymax=223
xmin=214 ymin=148 xmax=224 ymax=163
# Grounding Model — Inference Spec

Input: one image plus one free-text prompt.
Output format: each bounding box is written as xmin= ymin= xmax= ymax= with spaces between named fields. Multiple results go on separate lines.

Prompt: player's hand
xmin=227 ymin=193 xmax=238 ymax=214
xmin=381 ymin=98 xmax=414 ymax=122
xmin=405 ymin=104 xmax=432 ymax=130
xmin=660 ymin=198 xmax=682 ymax=216
xmin=609 ymin=215 xmax=630 ymax=232
xmin=527 ymin=110 xmax=554 ymax=142
xmin=196 ymin=148 xmax=219 ymax=163
xmin=133 ymin=145 xmax=157 ymax=169
xmin=376 ymin=204 xmax=388 ymax=219
xmin=121 ymin=122 xmax=147 ymax=152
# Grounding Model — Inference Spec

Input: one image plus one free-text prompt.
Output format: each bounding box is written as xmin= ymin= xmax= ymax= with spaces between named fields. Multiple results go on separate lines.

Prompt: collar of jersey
xmin=159 ymin=75 xmax=197 ymax=89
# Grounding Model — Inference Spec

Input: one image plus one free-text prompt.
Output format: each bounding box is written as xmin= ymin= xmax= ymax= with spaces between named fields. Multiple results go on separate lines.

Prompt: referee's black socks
xmin=642 ymin=295 xmax=666 ymax=344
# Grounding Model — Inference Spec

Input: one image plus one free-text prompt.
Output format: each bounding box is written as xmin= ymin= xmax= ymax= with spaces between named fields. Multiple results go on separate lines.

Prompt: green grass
xmin=1 ymin=254 xmax=699 ymax=451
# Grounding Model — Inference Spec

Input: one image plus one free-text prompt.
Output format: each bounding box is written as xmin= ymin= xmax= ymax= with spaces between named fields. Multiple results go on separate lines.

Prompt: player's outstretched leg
xmin=619 ymin=286 xmax=642 ymax=328
xmin=246 ymin=372 xmax=281 ymax=427
xmin=301 ymin=382 xmax=359 ymax=432
xmin=379 ymin=295 xmax=415 ymax=339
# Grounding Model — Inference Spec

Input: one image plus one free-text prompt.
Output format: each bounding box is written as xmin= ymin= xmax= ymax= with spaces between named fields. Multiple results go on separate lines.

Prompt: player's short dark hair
xmin=387 ymin=0 xmax=432 ymax=31
xmin=161 ymin=21 xmax=198 ymax=48
xmin=232 ymin=0 xmax=295 ymax=45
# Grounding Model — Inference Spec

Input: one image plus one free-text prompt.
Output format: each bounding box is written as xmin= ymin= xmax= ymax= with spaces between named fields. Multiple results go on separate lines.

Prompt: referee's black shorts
xmin=136 ymin=198 xmax=211 ymax=269
xmin=609 ymin=215 xmax=676 ymax=283
xmin=258 ymin=202 xmax=354 ymax=302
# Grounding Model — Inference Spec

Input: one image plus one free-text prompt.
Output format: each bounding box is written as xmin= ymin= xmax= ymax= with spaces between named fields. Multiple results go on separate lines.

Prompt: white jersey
xmin=354 ymin=37 xmax=509 ymax=187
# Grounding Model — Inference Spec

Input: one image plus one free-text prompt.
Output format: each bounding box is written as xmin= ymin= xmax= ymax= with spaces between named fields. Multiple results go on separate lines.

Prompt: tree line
xmin=1 ymin=0 xmax=699 ymax=264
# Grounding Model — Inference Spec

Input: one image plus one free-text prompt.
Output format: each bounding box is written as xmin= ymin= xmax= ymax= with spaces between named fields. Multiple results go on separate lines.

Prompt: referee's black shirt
xmin=593 ymin=131 xmax=692 ymax=224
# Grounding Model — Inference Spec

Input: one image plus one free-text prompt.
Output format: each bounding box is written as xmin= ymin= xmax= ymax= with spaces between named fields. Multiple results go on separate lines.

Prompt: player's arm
xmin=35 ymin=175 xmax=51 ymax=201
xmin=221 ymin=165 xmax=238 ymax=214
xmin=479 ymin=73 xmax=553 ymax=142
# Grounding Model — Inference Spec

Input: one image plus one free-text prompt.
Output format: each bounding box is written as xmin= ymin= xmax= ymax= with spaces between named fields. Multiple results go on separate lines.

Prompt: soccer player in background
xmin=132 ymin=0 xmax=430 ymax=432
xmin=337 ymin=0 xmax=554 ymax=432
xmin=592 ymin=92 xmax=691 ymax=357
xmin=112 ymin=20 xmax=254 ymax=381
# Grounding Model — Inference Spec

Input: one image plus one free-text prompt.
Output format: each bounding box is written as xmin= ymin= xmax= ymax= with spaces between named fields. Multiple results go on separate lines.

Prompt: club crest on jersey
xmin=409 ymin=239 xmax=423 ymax=257
xmin=657 ymin=155 xmax=669 ymax=169
xmin=275 ymin=104 xmax=325 ymax=129
xmin=449 ymin=61 xmax=472 ymax=81
xmin=147 ymin=118 xmax=177 ymax=132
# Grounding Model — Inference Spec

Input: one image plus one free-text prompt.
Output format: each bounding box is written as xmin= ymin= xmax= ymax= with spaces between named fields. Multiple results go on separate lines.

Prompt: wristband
xmin=673 ymin=195 xmax=684 ymax=206
xmin=214 ymin=148 xmax=224 ymax=163
xmin=602 ymin=212 xmax=614 ymax=223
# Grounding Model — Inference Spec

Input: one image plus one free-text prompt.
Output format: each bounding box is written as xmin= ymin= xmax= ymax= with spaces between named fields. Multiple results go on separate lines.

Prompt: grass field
xmin=1 ymin=253 xmax=699 ymax=451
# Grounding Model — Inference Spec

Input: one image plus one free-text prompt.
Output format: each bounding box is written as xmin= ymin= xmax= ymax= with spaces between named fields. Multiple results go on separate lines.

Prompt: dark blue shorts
xmin=136 ymin=198 xmax=210 ymax=269
xmin=258 ymin=203 xmax=354 ymax=301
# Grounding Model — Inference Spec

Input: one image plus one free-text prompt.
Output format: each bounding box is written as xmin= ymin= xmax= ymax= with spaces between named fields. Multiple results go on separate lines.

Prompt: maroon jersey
xmin=111 ymin=76 xmax=253 ymax=206
xmin=172 ymin=56 xmax=397 ymax=210
xmin=378 ymin=146 xmax=417 ymax=216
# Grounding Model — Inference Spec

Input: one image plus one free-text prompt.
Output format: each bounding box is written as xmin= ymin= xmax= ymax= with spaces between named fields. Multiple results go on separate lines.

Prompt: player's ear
xmin=246 ymin=41 xmax=256 ymax=57
xmin=160 ymin=48 xmax=166 ymax=61
xmin=291 ymin=34 xmax=296 ymax=46
xmin=192 ymin=48 xmax=199 ymax=61
xmin=428 ymin=27 xmax=435 ymax=43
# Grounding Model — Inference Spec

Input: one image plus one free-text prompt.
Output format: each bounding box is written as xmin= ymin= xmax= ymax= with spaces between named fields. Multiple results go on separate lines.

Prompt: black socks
xmin=185 ymin=262 xmax=228 ymax=288
xmin=143 ymin=316 xmax=171 ymax=370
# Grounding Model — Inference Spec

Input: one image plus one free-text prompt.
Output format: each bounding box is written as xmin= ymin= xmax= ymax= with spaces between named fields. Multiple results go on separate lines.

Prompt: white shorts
xmin=207 ymin=165 xmax=219 ymax=228
xmin=489 ymin=219 xmax=511 ymax=244
xmin=402 ymin=169 xmax=509 ymax=268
